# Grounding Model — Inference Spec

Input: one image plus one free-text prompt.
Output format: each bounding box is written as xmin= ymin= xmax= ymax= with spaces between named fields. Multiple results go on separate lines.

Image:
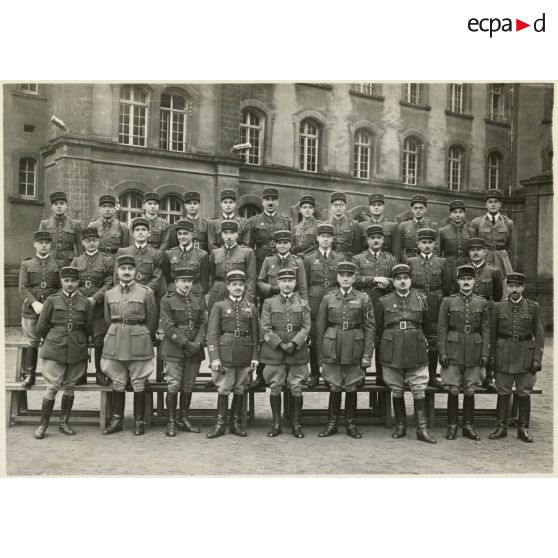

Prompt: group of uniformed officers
xmin=19 ymin=186 xmax=545 ymax=444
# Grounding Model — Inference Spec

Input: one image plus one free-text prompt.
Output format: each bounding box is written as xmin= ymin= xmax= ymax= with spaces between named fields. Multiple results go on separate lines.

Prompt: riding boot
xmin=248 ymin=363 xmax=266 ymax=391
xmin=392 ymin=396 xmax=407 ymax=439
xmin=94 ymin=346 xmax=110 ymax=386
xmin=133 ymin=391 xmax=146 ymax=435
xmin=427 ymin=350 xmax=444 ymax=389
xmin=229 ymin=393 xmax=247 ymax=436
xmin=482 ymin=364 xmax=497 ymax=390
xmin=291 ymin=395 xmax=304 ymax=438
xmin=446 ymin=393 xmax=459 ymax=440
xmin=58 ymin=395 xmax=76 ymax=435
xmin=177 ymin=392 xmax=201 ymax=433
xmin=267 ymin=394 xmax=282 ymax=437
xmin=517 ymin=396 xmax=534 ymax=443
xmin=462 ymin=394 xmax=480 ymax=440
xmin=345 ymin=391 xmax=362 ymax=439
xmin=22 ymin=346 xmax=38 ymax=388
xmin=488 ymin=394 xmax=510 ymax=439
xmin=207 ymin=394 xmax=229 ymax=439
xmin=166 ymin=392 xmax=177 ymax=437
xmin=319 ymin=391 xmax=342 ymax=437
xmin=414 ymin=397 xmax=436 ymax=444
xmin=307 ymin=344 xmax=320 ymax=387
xmin=102 ymin=390 xmax=125 ymax=435
xmin=34 ymin=398 xmax=55 ymax=439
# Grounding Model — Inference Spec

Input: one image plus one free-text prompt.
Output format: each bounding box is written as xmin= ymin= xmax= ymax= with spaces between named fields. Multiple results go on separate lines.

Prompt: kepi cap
xmin=50 ymin=191 xmax=67 ymax=204
xmin=456 ymin=264 xmax=476 ymax=278
xmin=184 ymin=191 xmax=200 ymax=203
xmin=81 ymin=227 xmax=99 ymax=239
xmin=60 ymin=266 xmax=80 ymax=280
xmin=131 ymin=217 xmax=149 ymax=230
xmin=273 ymin=229 xmax=292 ymax=242
xmin=368 ymin=193 xmax=385 ymax=204
xmin=277 ymin=268 xmax=296 ymax=280
xmin=174 ymin=267 xmax=194 ymax=280
xmin=143 ymin=192 xmax=160 ymax=203
xmin=366 ymin=224 xmax=384 ymax=237
xmin=99 ymin=194 xmax=116 ymax=206
xmin=221 ymin=220 xmax=239 ymax=233
xmin=33 ymin=230 xmax=52 ymax=242
xmin=262 ymin=187 xmax=279 ymax=199
xmin=337 ymin=261 xmax=356 ymax=275
xmin=417 ymin=228 xmax=436 ymax=241
xmin=330 ymin=191 xmax=346 ymax=204
xmin=174 ymin=219 xmax=195 ymax=233
xmin=391 ymin=264 xmax=411 ymax=278
xmin=410 ymin=194 xmax=428 ymax=207
xmin=299 ymin=195 xmax=315 ymax=207
xmin=220 ymin=189 xmax=237 ymax=201
xmin=507 ymin=272 xmax=525 ymax=285
xmin=449 ymin=200 xmax=466 ymax=212
xmin=226 ymin=270 xmax=246 ymax=283
xmin=117 ymin=255 xmax=136 ymax=268
xmin=316 ymin=223 xmax=334 ymax=236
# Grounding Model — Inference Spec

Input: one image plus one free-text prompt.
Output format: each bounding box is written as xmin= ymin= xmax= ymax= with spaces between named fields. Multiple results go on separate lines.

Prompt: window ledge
xmin=296 ymin=83 xmax=333 ymax=90
xmin=11 ymin=91 xmax=47 ymax=101
xmin=349 ymin=90 xmax=385 ymax=102
xmin=8 ymin=196 xmax=44 ymax=206
xmin=484 ymin=118 xmax=510 ymax=128
xmin=399 ymin=101 xmax=431 ymax=111
xmin=445 ymin=110 xmax=474 ymax=120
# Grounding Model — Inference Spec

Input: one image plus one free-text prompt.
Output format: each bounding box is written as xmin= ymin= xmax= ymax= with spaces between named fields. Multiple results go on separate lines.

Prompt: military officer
xmin=207 ymin=189 xmax=247 ymax=252
xmin=114 ymin=217 xmax=164 ymax=303
xmin=303 ymin=223 xmax=346 ymax=387
xmin=375 ymin=264 xmax=436 ymax=444
xmin=257 ymin=229 xmax=308 ymax=301
xmin=471 ymin=189 xmax=514 ymax=279
xmin=102 ymin=255 xmax=159 ymax=436
xmin=70 ymin=227 xmax=114 ymax=386
xmin=260 ymin=268 xmax=311 ymax=438
xmin=168 ymin=191 xmax=209 ymax=252
xmin=142 ymin=192 xmax=171 ymax=251
xmin=39 ymin=191 xmax=83 ymax=265
xmin=438 ymin=265 xmax=490 ymax=440
xmin=208 ymin=220 xmax=256 ymax=311
xmin=34 ymin=267 xmax=94 ymax=439
xmin=468 ymin=237 xmax=504 ymax=389
xmin=407 ymin=228 xmax=450 ymax=388
xmin=488 ymin=273 xmax=545 ymax=443
xmin=19 ymin=231 xmax=63 ymax=388
xmin=164 ymin=219 xmax=210 ymax=296
xmin=358 ymin=193 xmax=399 ymax=256
xmin=395 ymin=194 xmax=439 ymax=263
xmin=325 ymin=191 xmax=361 ymax=260
xmin=353 ymin=224 xmax=396 ymax=387
xmin=316 ymin=261 xmax=375 ymax=439
xmin=292 ymin=194 xmax=321 ymax=256
xmin=439 ymin=199 xmax=475 ymax=292
xmin=159 ymin=267 xmax=208 ymax=437
xmin=206 ymin=270 xmax=260 ymax=438
xmin=88 ymin=194 xmax=130 ymax=260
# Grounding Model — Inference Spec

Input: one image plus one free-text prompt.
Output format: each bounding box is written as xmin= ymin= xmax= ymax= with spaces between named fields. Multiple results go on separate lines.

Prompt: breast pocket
xmin=254 ymin=225 xmax=268 ymax=243
xmin=63 ymin=230 xmax=75 ymax=245
xmin=150 ymin=230 xmax=162 ymax=245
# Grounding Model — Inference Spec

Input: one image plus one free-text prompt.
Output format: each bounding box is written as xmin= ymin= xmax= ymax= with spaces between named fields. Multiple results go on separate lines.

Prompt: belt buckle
xmin=84 ymin=280 xmax=92 ymax=288
xmin=194 ymin=242 xmax=200 ymax=249
xmin=287 ymin=324 xmax=293 ymax=333
xmin=121 ymin=317 xmax=128 ymax=325
xmin=324 ymin=280 xmax=330 ymax=288
xmin=136 ymin=272 xmax=143 ymax=280
xmin=399 ymin=321 xmax=407 ymax=330
xmin=40 ymin=281 xmax=47 ymax=289
xmin=512 ymin=334 xmax=519 ymax=342
xmin=269 ymin=240 xmax=275 ymax=248
xmin=458 ymin=250 xmax=464 ymax=258
xmin=342 ymin=321 xmax=349 ymax=331
xmin=67 ymin=323 xmax=73 ymax=332
xmin=234 ymin=329 xmax=241 ymax=337
xmin=56 ymin=243 xmax=62 ymax=251
xmin=464 ymin=325 xmax=472 ymax=334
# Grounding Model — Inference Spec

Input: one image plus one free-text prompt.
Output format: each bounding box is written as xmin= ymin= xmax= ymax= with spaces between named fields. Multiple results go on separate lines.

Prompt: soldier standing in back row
xmin=142 ymin=192 xmax=171 ymax=251
xmin=325 ymin=191 xmax=361 ymax=260
xmin=19 ymin=231 xmax=63 ymax=388
xmin=292 ymin=195 xmax=321 ymax=256
xmin=70 ymin=227 xmax=114 ymax=386
xmin=207 ymin=189 xmax=247 ymax=252
xmin=39 ymin=191 xmax=83 ymax=265
xmin=168 ymin=191 xmax=210 ymax=252
xmin=358 ymin=193 xmax=399 ymax=256
xmin=88 ymin=194 xmax=130 ymax=260
xmin=489 ymin=273 xmax=545 ymax=443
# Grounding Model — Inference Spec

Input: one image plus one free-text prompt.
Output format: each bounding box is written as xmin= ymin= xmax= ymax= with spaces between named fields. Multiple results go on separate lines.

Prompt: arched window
xmin=240 ymin=110 xmax=264 ymax=165
xmin=353 ymin=129 xmax=373 ymax=179
xmin=160 ymin=195 xmax=183 ymax=224
xmin=403 ymin=137 xmax=420 ymax=185
xmin=119 ymin=85 xmax=149 ymax=146
xmin=18 ymin=158 xmax=37 ymax=198
xmin=487 ymin=152 xmax=502 ymax=190
xmin=239 ymin=203 xmax=260 ymax=219
xmin=118 ymin=190 xmax=144 ymax=224
xmin=448 ymin=145 xmax=464 ymax=191
xmin=299 ymin=119 xmax=320 ymax=173
xmin=160 ymin=91 xmax=189 ymax=152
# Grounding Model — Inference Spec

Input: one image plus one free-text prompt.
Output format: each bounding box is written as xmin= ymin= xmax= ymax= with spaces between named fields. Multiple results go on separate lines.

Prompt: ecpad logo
xmin=468 ymin=13 xmax=546 ymax=37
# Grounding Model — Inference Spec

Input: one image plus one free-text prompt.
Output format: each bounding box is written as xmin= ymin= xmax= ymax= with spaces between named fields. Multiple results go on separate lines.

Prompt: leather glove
xmin=532 ymin=361 xmax=542 ymax=373
xmin=283 ymin=342 xmax=296 ymax=355
xmin=479 ymin=356 xmax=489 ymax=367
xmin=439 ymin=355 xmax=449 ymax=368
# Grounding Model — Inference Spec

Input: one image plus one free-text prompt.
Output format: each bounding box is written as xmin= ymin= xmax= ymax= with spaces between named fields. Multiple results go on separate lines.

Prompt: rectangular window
xmin=448 ymin=147 xmax=462 ymax=191
xmin=119 ymin=86 xmax=148 ymax=147
xmin=240 ymin=110 xmax=263 ymax=165
xmin=160 ymin=93 xmax=187 ymax=152
xmin=353 ymin=83 xmax=381 ymax=96
xmin=405 ymin=83 xmax=422 ymax=105
xmin=353 ymin=130 xmax=372 ymax=179
xmin=21 ymin=84 xmax=38 ymax=95
xmin=403 ymin=139 xmax=419 ymax=185
xmin=299 ymin=121 xmax=319 ymax=173
xmin=449 ymin=84 xmax=464 ymax=113
xmin=489 ymin=84 xmax=507 ymax=122
xmin=18 ymin=158 xmax=37 ymax=198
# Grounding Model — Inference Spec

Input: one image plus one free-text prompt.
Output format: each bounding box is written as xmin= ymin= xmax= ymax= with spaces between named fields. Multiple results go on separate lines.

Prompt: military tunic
xmin=439 ymin=222 xmax=475 ymax=290
xmin=437 ymin=293 xmax=490 ymax=392
xmin=352 ymin=249 xmax=396 ymax=306
xmin=164 ymin=245 xmax=210 ymax=295
xmin=207 ymin=297 xmax=260 ymax=395
xmin=396 ymin=218 xmax=439 ymax=263
xmin=39 ymin=215 xmax=83 ymax=265
xmin=145 ymin=215 xmax=171 ymax=251
xmin=70 ymin=251 xmax=114 ymax=339
xmin=244 ymin=212 xmax=291 ymax=272
xmin=207 ymin=214 xmax=247 ymax=253
xmin=88 ymin=216 xmax=130 ymax=259
xmin=101 ymin=282 xmax=158 ymax=392
xmin=293 ymin=216 xmax=321 ymax=255
xmin=260 ymin=293 xmax=311 ymax=396
xmin=358 ymin=217 xmax=399 ymax=256
xmin=315 ymin=288 xmax=375 ymax=392
xmin=159 ymin=290 xmax=208 ymax=393
xmin=471 ymin=214 xmax=514 ymax=277
xmin=208 ymin=244 xmax=256 ymax=310
xmin=257 ymin=253 xmax=308 ymax=300
xmin=168 ymin=216 xmax=210 ymax=252
xmin=470 ymin=262 xmax=504 ymax=302
xmin=325 ymin=214 xmax=361 ymax=260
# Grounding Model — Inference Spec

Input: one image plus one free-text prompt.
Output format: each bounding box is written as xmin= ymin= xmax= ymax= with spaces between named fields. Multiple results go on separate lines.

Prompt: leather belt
xmin=50 ymin=325 xmax=84 ymax=332
xmin=449 ymin=326 xmax=480 ymax=334
xmin=275 ymin=325 xmax=301 ymax=332
xmin=222 ymin=330 xmax=250 ymax=337
xmin=83 ymin=281 xmax=103 ymax=289
xmin=31 ymin=283 xmax=54 ymax=290
xmin=498 ymin=333 xmax=532 ymax=342
xmin=486 ymin=243 xmax=504 ymax=251
xmin=386 ymin=321 xmax=421 ymax=330
xmin=111 ymin=318 xmax=144 ymax=325
xmin=329 ymin=322 xmax=361 ymax=330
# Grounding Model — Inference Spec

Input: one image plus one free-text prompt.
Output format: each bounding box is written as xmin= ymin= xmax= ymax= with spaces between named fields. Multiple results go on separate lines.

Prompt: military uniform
xmin=168 ymin=191 xmax=210 ymax=251
xmin=324 ymin=192 xmax=361 ymax=260
xmin=206 ymin=270 xmax=260 ymax=438
xmin=102 ymin=255 xmax=159 ymax=436
xmin=359 ymin=217 xmax=398 ymax=256
xmin=142 ymin=192 xmax=171 ymax=251
xmin=88 ymin=194 xmax=130 ymax=259
xmin=207 ymin=214 xmax=247 ymax=252
xmin=34 ymin=267 xmax=94 ymax=439
xmin=245 ymin=212 xmax=291 ymax=273
xmin=293 ymin=198 xmax=321 ymax=255
xmin=260 ymin=268 xmax=311 ymax=438
xmin=470 ymin=261 xmax=504 ymax=302
xmin=438 ymin=266 xmax=490 ymax=440
xmin=159 ymin=268 xmax=208 ymax=436
xmin=375 ymin=264 xmax=436 ymax=443
xmin=396 ymin=218 xmax=440 ymax=262
xmin=489 ymin=273 xmax=545 ymax=443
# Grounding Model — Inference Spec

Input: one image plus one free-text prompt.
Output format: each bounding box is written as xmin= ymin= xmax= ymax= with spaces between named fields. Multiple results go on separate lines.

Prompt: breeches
xmin=165 ymin=360 xmax=201 ymax=393
xmin=101 ymin=357 xmax=154 ymax=392
xmin=263 ymin=364 xmax=309 ymax=396
xmin=383 ymin=365 xmax=428 ymax=399
xmin=22 ymin=317 xmax=40 ymax=347
xmin=211 ymin=366 xmax=250 ymax=395
xmin=321 ymin=363 xmax=364 ymax=393
xmin=441 ymin=365 xmax=485 ymax=395
xmin=42 ymin=359 xmax=85 ymax=400
xmin=496 ymin=372 xmax=536 ymax=397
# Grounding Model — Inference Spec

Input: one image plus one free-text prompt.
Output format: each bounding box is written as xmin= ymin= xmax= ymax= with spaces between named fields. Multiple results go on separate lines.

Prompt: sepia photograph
xmin=2 ymin=81 xmax=554 ymax=476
